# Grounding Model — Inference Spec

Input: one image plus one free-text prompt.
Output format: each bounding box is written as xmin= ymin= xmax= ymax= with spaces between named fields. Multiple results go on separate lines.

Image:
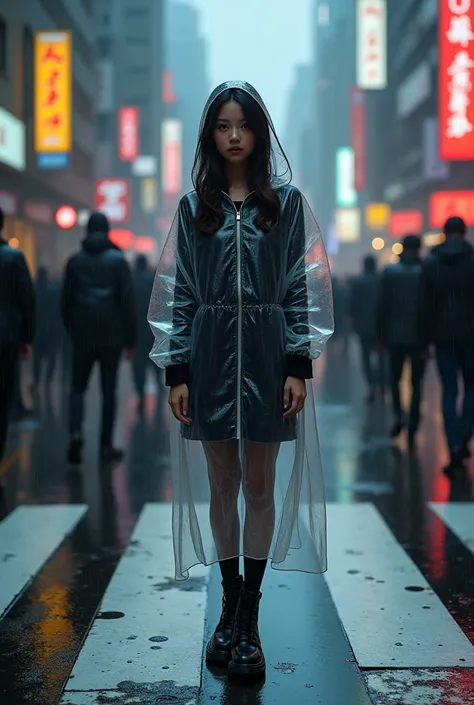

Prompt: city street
xmin=0 ymin=341 xmax=473 ymax=705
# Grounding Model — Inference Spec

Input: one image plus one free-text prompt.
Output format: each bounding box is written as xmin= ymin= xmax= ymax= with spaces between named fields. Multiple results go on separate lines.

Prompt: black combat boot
xmin=228 ymin=588 xmax=265 ymax=678
xmin=206 ymin=574 xmax=243 ymax=665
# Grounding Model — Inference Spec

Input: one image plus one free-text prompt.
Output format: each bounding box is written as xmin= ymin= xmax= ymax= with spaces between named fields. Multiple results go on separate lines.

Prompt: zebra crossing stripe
xmin=323 ymin=503 xmax=474 ymax=668
xmin=0 ymin=505 xmax=87 ymax=618
xmin=60 ymin=503 xmax=210 ymax=705
xmin=429 ymin=502 xmax=474 ymax=554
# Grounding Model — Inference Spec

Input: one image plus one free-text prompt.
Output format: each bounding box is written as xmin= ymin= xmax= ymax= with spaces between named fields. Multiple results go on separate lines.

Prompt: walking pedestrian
xmin=377 ymin=235 xmax=426 ymax=444
xmin=32 ymin=266 xmax=62 ymax=389
xmin=148 ymin=81 xmax=334 ymax=679
xmin=0 ymin=207 xmax=35 ymax=461
xmin=62 ymin=212 xmax=137 ymax=464
xmin=421 ymin=216 xmax=474 ymax=476
xmin=349 ymin=256 xmax=387 ymax=402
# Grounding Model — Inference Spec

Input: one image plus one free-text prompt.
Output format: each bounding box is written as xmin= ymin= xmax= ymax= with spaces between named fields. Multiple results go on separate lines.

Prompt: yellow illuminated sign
xmin=34 ymin=31 xmax=72 ymax=153
xmin=365 ymin=203 xmax=391 ymax=230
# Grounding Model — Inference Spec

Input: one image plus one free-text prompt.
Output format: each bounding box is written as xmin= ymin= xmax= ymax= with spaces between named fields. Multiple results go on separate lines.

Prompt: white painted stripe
xmin=61 ymin=503 xmax=210 ymax=701
xmin=429 ymin=502 xmax=474 ymax=554
xmin=323 ymin=503 xmax=474 ymax=668
xmin=0 ymin=505 xmax=87 ymax=618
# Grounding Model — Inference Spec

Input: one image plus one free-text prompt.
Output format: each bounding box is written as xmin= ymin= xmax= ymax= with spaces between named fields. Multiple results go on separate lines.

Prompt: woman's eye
xmin=241 ymin=123 xmax=248 ymax=130
xmin=217 ymin=124 xmax=227 ymax=131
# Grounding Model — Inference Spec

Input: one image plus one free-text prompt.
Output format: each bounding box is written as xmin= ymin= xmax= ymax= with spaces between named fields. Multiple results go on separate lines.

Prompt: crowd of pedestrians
xmin=346 ymin=215 xmax=474 ymax=478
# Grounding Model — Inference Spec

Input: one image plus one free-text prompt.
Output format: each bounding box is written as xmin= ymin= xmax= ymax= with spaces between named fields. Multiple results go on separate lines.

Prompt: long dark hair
xmin=192 ymin=88 xmax=289 ymax=235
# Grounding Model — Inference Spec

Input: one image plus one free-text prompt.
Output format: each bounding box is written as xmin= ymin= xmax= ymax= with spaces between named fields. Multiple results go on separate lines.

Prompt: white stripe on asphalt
xmin=60 ymin=503 xmax=210 ymax=704
xmin=323 ymin=502 xmax=474 ymax=668
xmin=429 ymin=502 xmax=474 ymax=554
xmin=0 ymin=505 xmax=87 ymax=618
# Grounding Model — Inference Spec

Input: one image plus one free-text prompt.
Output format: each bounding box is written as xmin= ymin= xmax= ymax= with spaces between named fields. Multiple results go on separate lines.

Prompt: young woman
xmin=148 ymin=81 xmax=333 ymax=679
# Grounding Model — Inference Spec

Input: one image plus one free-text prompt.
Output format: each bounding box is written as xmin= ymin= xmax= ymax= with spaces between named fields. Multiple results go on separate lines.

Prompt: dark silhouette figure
xmin=61 ymin=212 xmax=137 ymax=464
xmin=0 ymin=208 xmax=35 ymax=461
xmin=421 ymin=215 xmax=474 ymax=476
xmin=132 ymin=255 xmax=163 ymax=413
xmin=377 ymin=235 xmax=426 ymax=444
xmin=33 ymin=267 xmax=62 ymax=389
xmin=349 ymin=256 xmax=387 ymax=402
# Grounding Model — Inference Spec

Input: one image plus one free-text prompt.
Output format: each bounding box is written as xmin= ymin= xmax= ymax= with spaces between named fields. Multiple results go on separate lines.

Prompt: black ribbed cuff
xmin=286 ymin=354 xmax=313 ymax=379
xmin=165 ymin=363 xmax=190 ymax=387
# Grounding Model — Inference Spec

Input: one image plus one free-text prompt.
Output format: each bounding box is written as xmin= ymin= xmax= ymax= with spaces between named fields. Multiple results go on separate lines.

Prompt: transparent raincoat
xmin=148 ymin=81 xmax=334 ymax=580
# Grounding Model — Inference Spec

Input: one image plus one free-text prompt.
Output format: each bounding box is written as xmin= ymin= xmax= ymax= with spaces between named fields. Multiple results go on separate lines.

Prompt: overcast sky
xmin=187 ymin=0 xmax=312 ymax=135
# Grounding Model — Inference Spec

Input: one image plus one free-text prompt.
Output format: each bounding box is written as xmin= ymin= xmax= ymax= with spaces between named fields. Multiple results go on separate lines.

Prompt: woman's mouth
xmin=228 ymin=147 xmax=243 ymax=154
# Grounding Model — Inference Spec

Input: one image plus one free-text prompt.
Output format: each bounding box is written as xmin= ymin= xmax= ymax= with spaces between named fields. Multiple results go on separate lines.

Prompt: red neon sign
xmin=430 ymin=190 xmax=474 ymax=227
xmin=109 ymin=229 xmax=134 ymax=250
xmin=390 ymin=210 xmax=423 ymax=237
xmin=118 ymin=106 xmax=139 ymax=161
xmin=94 ymin=179 xmax=131 ymax=224
xmin=439 ymin=0 xmax=474 ymax=160
xmin=351 ymin=87 xmax=366 ymax=191
xmin=55 ymin=205 xmax=77 ymax=229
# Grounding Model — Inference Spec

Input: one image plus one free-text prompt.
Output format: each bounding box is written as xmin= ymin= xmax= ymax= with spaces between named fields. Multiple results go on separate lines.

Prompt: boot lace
xmin=233 ymin=594 xmax=258 ymax=643
xmin=217 ymin=587 xmax=240 ymax=630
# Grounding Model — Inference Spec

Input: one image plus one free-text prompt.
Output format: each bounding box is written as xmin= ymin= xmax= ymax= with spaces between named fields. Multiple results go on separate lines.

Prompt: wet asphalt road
xmin=0 ymin=338 xmax=473 ymax=705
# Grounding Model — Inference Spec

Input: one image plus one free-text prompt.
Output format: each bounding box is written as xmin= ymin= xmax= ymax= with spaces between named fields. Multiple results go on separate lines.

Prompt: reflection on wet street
xmin=0 ymin=340 xmax=473 ymax=705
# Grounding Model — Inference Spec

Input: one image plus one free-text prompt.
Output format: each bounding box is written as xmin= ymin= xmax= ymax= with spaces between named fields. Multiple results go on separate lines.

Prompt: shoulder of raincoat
xmin=148 ymin=184 xmax=334 ymax=388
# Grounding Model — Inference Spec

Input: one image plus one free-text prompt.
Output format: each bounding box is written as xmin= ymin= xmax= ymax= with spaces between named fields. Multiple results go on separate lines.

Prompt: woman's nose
xmin=229 ymin=128 xmax=240 ymax=142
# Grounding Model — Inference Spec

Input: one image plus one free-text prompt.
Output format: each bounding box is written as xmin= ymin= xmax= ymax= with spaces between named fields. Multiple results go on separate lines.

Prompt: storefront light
xmin=372 ymin=236 xmax=385 ymax=251
xmin=8 ymin=237 xmax=19 ymax=248
xmin=392 ymin=243 xmax=403 ymax=255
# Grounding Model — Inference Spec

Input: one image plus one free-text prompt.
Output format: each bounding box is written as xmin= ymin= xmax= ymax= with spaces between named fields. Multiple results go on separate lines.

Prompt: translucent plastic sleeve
xmin=282 ymin=192 xmax=334 ymax=360
xmin=148 ymin=200 xmax=198 ymax=371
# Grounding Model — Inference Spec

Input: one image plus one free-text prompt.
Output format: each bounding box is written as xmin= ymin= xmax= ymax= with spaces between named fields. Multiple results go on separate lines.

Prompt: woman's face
xmin=213 ymin=100 xmax=256 ymax=164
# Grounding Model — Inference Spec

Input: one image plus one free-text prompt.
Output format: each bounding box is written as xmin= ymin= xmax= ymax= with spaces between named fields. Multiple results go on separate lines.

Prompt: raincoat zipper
xmin=236 ymin=209 xmax=242 ymax=439
xmin=222 ymin=192 xmax=253 ymax=440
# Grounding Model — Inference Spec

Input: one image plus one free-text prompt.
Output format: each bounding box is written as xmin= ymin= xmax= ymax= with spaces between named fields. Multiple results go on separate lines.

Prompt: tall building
xmin=165 ymin=0 xmax=210 ymax=195
xmin=0 ymin=0 xmax=96 ymax=275
xmin=312 ymin=0 xmax=358 ymax=273
xmin=282 ymin=65 xmax=314 ymax=200
xmin=366 ymin=0 xmax=470 ymax=238
xmin=94 ymin=0 xmax=165 ymax=249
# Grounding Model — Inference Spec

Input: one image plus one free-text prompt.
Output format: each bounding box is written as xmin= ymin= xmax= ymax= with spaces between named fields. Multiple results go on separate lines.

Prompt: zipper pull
xmin=236 ymin=211 xmax=241 ymax=221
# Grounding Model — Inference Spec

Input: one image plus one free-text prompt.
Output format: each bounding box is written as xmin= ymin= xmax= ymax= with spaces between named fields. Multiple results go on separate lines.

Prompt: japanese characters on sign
xmin=430 ymin=190 xmax=474 ymax=227
xmin=356 ymin=0 xmax=387 ymax=90
xmin=34 ymin=31 xmax=72 ymax=156
xmin=118 ymin=107 xmax=139 ymax=162
xmin=439 ymin=0 xmax=474 ymax=160
xmin=94 ymin=179 xmax=131 ymax=224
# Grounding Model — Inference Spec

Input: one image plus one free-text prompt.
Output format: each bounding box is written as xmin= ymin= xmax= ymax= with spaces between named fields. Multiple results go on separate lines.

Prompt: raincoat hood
xmin=432 ymin=235 xmax=473 ymax=264
xmin=198 ymin=80 xmax=291 ymax=187
xmin=82 ymin=231 xmax=115 ymax=255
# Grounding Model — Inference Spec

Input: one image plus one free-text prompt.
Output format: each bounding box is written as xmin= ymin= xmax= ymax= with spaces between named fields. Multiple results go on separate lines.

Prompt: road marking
xmin=0 ymin=447 xmax=20 ymax=479
xmin=429 ymin=502 xmax=474 ymax=554
xmin=323 ymin=503 xmax=474 ymax=668
xmin=60 ymin=503 xmax=210 ymax=704
xmin=0 ymin=505 xmax=87 ymax=618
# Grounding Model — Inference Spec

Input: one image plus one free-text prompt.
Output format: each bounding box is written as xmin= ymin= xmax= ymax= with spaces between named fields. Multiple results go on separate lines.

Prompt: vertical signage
xmin=118 ymin=107 xmax=139 ymax=161
xmin=335 ymin=147 xmax=357 ymax=207
xmin=439 ymin=0 xmax=474 ymax=160
xmin=94 ymin=179 xmax=131 ymax=223
xmin=34 ymin=31 xmax=72 ymax=166
xmin=351 ymin=87 xmax=366 ymax=190
xmin=430 ymin=190 xmax=474 ymax=227
xmin=356 ymin=0 xmax=387 ymax=90
xmin=161 ymin=119 xmax=182 ymax=196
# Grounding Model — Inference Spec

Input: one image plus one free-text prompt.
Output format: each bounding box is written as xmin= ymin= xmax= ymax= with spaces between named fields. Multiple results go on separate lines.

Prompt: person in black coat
xmin=349 ymin=255 xmax=387 ymax=402
xmin=132 ymin=254 xmax=163 ymax=413
xmin=0 ymin=208 xmax=35 ymax=461
xmin=61 ymin=212 xmax=137 ymax=464
xmin=32 ymin=266 xmax=62 ymax=389
xmin=421 ymin=216 xmax=474 ymax=475
xmin=377 ymin=235 xmax=426 ymax=443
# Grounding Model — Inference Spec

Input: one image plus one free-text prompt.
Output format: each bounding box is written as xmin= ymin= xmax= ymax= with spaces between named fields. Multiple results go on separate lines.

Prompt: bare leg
xmin=203 ymin=439 xmax=242 ymax=559
xmin=242 ymin=441 xmax=280 ymax=559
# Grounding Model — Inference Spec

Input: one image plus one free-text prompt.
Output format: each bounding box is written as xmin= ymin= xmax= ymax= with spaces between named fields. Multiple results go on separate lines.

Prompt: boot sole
xmin=228 ymin=658 xmax=266 ymax=678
